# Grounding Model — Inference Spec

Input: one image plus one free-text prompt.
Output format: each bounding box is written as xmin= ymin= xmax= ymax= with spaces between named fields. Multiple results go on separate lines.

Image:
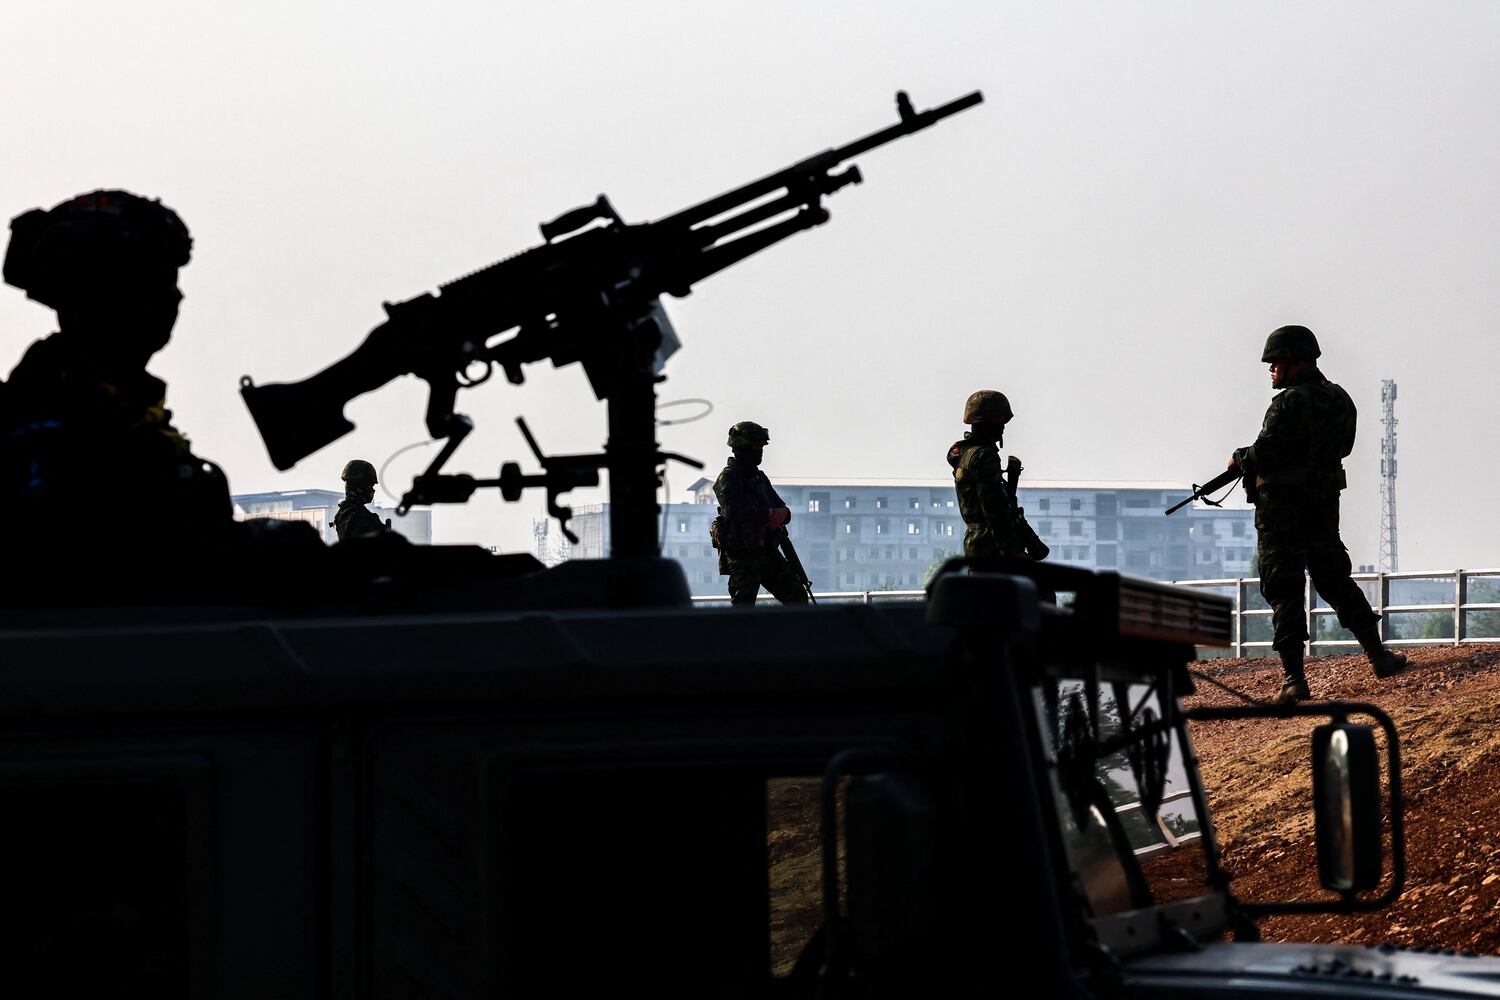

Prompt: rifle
xmin=239 ymin=89 xmax=983 ymax=558
xmin=1004 ymin=457 xmax=1051 ymax=561
xmin=777 ymin=531 xmax=816 ymax=605
xmin=1164 ymin=468 xmax=1243 ymax=515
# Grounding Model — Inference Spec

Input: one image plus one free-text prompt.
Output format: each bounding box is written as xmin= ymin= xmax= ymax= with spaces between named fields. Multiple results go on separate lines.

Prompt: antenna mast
xmin=1379 ymin=379 xmax=1398 ymax=572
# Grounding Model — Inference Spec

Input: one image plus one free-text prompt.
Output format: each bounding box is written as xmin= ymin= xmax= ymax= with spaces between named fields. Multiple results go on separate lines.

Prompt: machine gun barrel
xmin=655 ymin=90 xmax=983 ymax=232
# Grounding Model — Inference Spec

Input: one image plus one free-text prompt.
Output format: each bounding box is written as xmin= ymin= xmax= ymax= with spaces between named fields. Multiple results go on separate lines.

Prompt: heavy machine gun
xmin=240 ymin=89 xmax=984 ymax=557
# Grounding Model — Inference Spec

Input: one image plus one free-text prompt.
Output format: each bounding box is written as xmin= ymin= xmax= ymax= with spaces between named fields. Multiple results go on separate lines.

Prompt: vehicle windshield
xmin=1033 ymin=671 xmax=1214 ymax=917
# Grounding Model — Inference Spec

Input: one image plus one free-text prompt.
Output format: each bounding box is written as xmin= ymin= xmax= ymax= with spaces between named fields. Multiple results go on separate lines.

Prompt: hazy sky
xmin=3 ymin=2 xmax=1496 ymax=570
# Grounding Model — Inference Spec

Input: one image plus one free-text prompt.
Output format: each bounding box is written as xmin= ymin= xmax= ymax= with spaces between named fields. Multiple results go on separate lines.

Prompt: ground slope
xmin=1185 ymin=645 xmax=1500 ymax=952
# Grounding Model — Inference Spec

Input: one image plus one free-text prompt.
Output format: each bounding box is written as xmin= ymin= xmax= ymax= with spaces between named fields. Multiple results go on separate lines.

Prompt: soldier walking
xmin=335 ymin=460 xmax=390 ymax=541
xmin=1229 ymin=325 xmax=1406 ymax=703
xmin=948 ymin=390 xmax=1045 ymax=560
xmin=710 ymin=422 xmax=807 ymax=605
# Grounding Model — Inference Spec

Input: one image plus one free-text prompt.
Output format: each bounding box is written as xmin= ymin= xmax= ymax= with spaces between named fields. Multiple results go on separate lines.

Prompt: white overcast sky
xmin=2 ymin=1 xmax=1496 ymax=570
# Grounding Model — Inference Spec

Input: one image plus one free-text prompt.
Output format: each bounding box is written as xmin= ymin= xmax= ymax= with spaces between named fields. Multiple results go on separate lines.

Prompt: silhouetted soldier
xmin=948 ymin=390 xmax=1043 ymax=560
xmin=710 ymin=422 xmax=806 ymax=606
xmin=335 ymin=459 xmax=390 ymax=541
xmin=1229 ymin=326 xmax=1406 ymax=703
xmin=0 ymin=191 xmax=236 ymax=571
xmin=0 ymin=190 xmax=317 ymax=600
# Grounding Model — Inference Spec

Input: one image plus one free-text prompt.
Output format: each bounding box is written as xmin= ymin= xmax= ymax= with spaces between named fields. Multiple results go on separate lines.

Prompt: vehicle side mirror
xmin=1312 ymin=722 xmax=1383 ymax=893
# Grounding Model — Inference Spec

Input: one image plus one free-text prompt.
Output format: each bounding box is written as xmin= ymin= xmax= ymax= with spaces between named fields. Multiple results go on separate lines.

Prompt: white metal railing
xmin=689 ymin=590 xmax=927 ymax=606
xmin=690 ymin=569 xmax=1500 ymax=659
xmin=1169 ymin=569 xmax=1500 ymax=658
xmin=1117 ymin=789 xmax=1203 ymax=858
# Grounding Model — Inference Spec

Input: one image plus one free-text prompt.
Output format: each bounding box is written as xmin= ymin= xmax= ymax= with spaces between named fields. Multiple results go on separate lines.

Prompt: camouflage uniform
xmin=947 ymin=432 xmax=1031 ymax=559
xmin=711 ymin=422 xmax=807 ymax=606
xmin=334 ymin=459 xmax=389 ymax=541
xmin=334 ymin=501 xmax=386 ymax=541
xmin=0 ymin=191 xmax=238 ymax=577
xmin=1234 ymin=366 xmax=1378 ymax=652
xmin=0 ymin=333 xmax=235 ymax=553
xmin=948 ymin=389 xmax=1041 ymax=560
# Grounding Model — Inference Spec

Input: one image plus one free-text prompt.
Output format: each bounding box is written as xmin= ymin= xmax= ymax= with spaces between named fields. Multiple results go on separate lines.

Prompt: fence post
xmin=1235 ymin=578 xmax=1245 ymax=658
xmin=862 ymin=590 xmax=872 ymax=606
xmin=1456 ymin=570 xmax=1466 ymax=646
xmin=1305 ymin=573 xmax=1314 ymax=656
xmin=1378 ymin=573 xmax=1389 ymax=642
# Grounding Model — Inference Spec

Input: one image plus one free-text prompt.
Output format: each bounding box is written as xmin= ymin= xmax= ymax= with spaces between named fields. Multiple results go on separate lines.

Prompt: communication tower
xmin=1379 ymin=380 xmax=1398 ymax=572
xmin=532 ymin=518 xmax=550 ymax=564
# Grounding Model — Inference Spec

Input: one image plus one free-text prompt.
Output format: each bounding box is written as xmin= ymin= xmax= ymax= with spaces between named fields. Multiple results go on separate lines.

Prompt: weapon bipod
xmin=395 ymin=414 xmax=701 ymax=546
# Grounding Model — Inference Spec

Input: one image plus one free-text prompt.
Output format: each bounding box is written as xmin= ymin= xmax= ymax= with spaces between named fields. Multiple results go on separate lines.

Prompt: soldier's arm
xmin=766 ymin=478 xmax=791 ymax=525
xmin=1239 ymin=391 xmax=1305 ymax=475
xmin=973 ymin=450 xmax=1023 ymax=544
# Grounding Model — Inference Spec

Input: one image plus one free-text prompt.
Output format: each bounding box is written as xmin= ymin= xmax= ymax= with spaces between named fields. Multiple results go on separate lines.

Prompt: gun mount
xmin=394 ymin=415 xmax=703 ymax=544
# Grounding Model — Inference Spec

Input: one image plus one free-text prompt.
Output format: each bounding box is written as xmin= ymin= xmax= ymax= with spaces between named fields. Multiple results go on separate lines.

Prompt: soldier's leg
xmin=1256 ymin=505 xmax=1311 ymax=702
xmin=727 ymin=553 xmax=766 ymax=605
xmin=1306 ymin=501 xmax=1405 ymax=678
xmin=758 ymin=551 xmax=809 ymax=605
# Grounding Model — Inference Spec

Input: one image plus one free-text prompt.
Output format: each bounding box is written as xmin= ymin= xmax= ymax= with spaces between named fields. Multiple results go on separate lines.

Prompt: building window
xmin=1069 ymin=521 xmax=1082 ymax=537
xmin=946 ymin=500 xmax=955 ymax=507
xmin=876 ymin=497 xmax=887 ymax=509
xmin=843 ymin=522 xmax=854 ymax=535
xmin=809 ymin=499 xmax=822 ymax=512
xmin=677 ymin=520 xmax=689 ymax=533
xmin=1097 ymin=543 xmax=1117 ymax=567
xmin=844 ymin=497 xmax=855 ymax=509
xmin=1038 ymin=498 xmax=1050 ymax=511
xmin=808 ymin=491 xmax=829 ymax=514
xmin=930 ymin=500 xmax=941 ymax=508
xmin=1232 ymin=521 xmax=1245 ymax=537
xmin=908 ymin=497 xmax=920 ymax=509
xmin=875 ymin=522 xmax=885 ymax=535
xmin=1038 ymin=520 xmax=1052 ymax=535
xmin=1070 ymin=498 xmax=1081 ymax=512
xmin=906 ymin=521 xmax=920 ymax=535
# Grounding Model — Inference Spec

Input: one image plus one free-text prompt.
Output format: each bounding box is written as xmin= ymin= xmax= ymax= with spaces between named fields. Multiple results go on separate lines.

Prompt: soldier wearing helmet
xmin=335 ymin=459 xmax=391 ymax=541
xmin=947 ymin=390 xmax=1042 ymax=561
xmin=709 ymin=421 xmax=806 ymax=605
xmin=0 ymin=190 xmax=243 ymax=586
xmin=1228 ymin=325 xmax=1405 ymax=702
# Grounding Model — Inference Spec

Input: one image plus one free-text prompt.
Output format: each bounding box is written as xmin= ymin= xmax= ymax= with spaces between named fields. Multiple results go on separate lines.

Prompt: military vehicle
xmin=4 ymin=91 xmax=1499 ymax=997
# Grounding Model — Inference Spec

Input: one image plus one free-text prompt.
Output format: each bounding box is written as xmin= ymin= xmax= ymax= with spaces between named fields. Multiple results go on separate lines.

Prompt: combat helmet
xmin=963 ymin=390 xmax=1013 ymax=425
xmin=3 ymin=190 xmax=193 ymax=309
xmin=1261 ymin=325 xmax=1321 ymax=363
xmin=726 ymin=421 xmax=770 ymax=449
xmin=341 ymin=460 xmax=378 ymax=485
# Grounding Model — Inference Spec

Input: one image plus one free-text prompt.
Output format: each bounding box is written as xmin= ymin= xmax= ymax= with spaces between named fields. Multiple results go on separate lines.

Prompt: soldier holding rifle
xmin=710 ymin=422 xmax=810 ymax=606
xmin=948 ymin=390 xmax=1047 ymax=561
xmin=1224 ymin=325 xmax=1406 ymax=703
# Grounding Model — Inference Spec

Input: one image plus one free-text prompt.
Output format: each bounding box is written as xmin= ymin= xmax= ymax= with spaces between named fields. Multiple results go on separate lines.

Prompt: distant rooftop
xmin=686 ymin=476 xmax=1192 ymax=493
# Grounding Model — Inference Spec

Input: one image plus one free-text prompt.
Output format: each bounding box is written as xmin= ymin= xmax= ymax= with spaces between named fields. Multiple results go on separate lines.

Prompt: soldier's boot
xmin=1354 ymin=624 xmax=1407 ymax=679
xmin=1277 ymin=647 xmax=1310 ymax=704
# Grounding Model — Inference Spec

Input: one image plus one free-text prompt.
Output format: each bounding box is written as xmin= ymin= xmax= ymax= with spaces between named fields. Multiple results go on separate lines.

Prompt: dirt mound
xmin=1185 ymin=645 xmax=1500 ymax=951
